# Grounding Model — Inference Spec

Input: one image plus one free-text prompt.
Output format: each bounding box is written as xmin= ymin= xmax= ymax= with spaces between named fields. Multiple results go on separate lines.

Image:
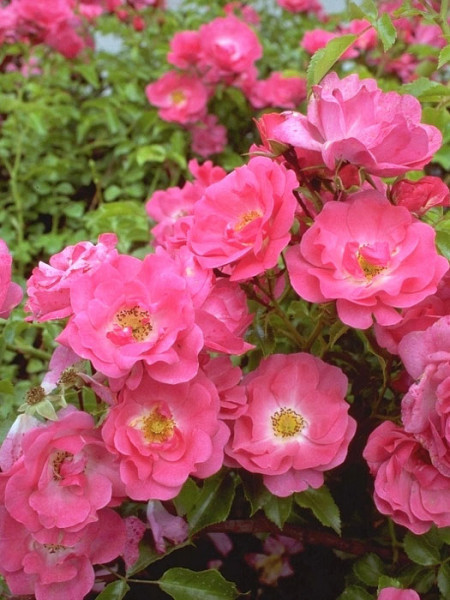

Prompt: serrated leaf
xmin=376 ymin=13 xmax=397 ymax=51
xmin=438 ymin=562 xmax=450 ymax=599
xmin=403 ymin=78 xmax=450 ymax=102
xmin=353 ymin=553 xmax=385 ymax=586
xmin=438 ymin=45 xmax=450 ymax=69
xmin=187 ymin=471 xmax=237 ymax=534
xmin=263 ymin=493 xmax=293 ymax=529
xmin=347 ymin=0 xmax=378 ymax=21
xmin=173 ymin=478 xmax=201 ymax=517
xmin=241 ymin=472 xmax=272 ymax=516
xmin=295 ymin=485 xmax=341 ymax=535
xmin=403 ymin=530 xmax=441 ymax=566
xmin=338 ymin=585 xmax=373 ymax=600
xmin=307 ymin=35 xmax=358 ymax=91
xmin=377 ymin=576 xmax=402 ymax=591
xmin=94 ymin=580 xmax=130 ymax=600
xmin=159 ymin=568 xmax=239 ymax=600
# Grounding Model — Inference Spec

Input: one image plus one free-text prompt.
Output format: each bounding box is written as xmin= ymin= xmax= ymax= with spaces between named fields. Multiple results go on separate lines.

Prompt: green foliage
xmin=94 ymin=580 xmax=130 ymax=600
xmin=158 ymin=568 xmax=239 ymax=600
xmin=295 ymin=485 xmax=341 ymax=535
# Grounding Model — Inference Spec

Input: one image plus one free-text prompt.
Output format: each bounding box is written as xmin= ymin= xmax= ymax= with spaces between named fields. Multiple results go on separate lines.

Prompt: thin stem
xmin=6 ymin=342 xmax=52 ymax=361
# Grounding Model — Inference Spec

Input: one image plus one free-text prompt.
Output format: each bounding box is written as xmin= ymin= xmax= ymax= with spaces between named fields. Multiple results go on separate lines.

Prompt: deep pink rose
xmin=225 ymin=353 xmax=356 ymax=497
xmin=168 ymin=30 xmax=202 ymax=69
xmin=0 ymin=507 xmax=125 ymax=600
xmin=364 ymin=421 xmax=450 ymax=534
xmin=0 ymin=239 xmax=22 ymax=318
xmin=189 ymin=157 xmax=298 ymax=281
xmin=25 ymin=233 xmax=118 ymax=322
xmin=1 ymin=407 xmax=125 ymax=534
xmin=378 ymin=589 xmax=420 ymax=600
xmin=285 ymin=191 xmax=449 ymax=329
xmin=145 ymin=71 xmax=209 ymax=124
xmin=101 ymin=369 xmax=229 ymax=500
xmin=391 ymin=176 xmax=450 ymax=216
xmin=301 ymin=29 xmax=337 ymax=54
xmin=200 ymin=354 xmax=247 ymax=420
xmin=262 ymin=72 xmax=442 ymax=177
xmin=56 ymin=253 xmax=203 ymax=382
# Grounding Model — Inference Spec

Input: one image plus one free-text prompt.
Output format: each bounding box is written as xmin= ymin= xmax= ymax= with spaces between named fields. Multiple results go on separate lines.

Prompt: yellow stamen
xmin=357 ymin=253 xmax=385 ymax=281
xmin=234 ymin=209 xmax=263 ymax=232
xmin=131 ymin=407 xmax=175 ymax=444
xmin=271 ymin=407 xmax=305 ymax=439
xmin=115 ymin=306 xmax=152 ymax=342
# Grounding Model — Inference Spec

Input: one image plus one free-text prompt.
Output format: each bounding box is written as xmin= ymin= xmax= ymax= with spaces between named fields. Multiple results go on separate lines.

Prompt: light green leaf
xmin=94 ymin=580 xmax=130 ymax=600
xmin=306 ymin=35 xmax=358 ymax=92
xmin=403 ymin=530 xmax=441 ymax=566
xmin=136 ymin=144 xmax=167 ymax=166
xmin=347 ymin=0 xmax=378 ymax=21
xmin=159 ymin=568 xmax=239 ymax=600
xmin=187 ymin=471 xmax=237 ymax=534
xmin=438 ymin=45 xmax=450 ymax=69
xmin=295 ymin=485 xmax=341 ymax=535
xmin=376 ymin=13 xmax=397 ymax=51
xmin=403 ymin=77 xmax=450 ymax=102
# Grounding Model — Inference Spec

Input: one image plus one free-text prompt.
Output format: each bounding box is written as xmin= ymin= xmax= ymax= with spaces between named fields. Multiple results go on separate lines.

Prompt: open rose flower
xmin=225 ymin=353 xmax=356 ymax=497
xmin=189 ymin=157 xmax=298 ymax=281
xmin=101 ymin=369 xmax=229 ymax=500
xmin=285 ymin=191 xmax=448 ymax=329
xmin=0 ymin=239 xmax=22 ymax=318
xmin=364 ymin=421 xmax=450 ymax=534
xmin=378 ymin=589 xmax=420 ymax=600
xmin=56 ymin=252 xmax=203 ymax=382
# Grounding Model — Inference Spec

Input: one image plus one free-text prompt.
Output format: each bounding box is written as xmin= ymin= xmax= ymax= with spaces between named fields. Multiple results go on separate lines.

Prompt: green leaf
xmin=263 ymin=494 xmax=293 ymax=529
xmin=306 ymin=34 xmax=358 ymax=91
xmin=353 ymin=553 xmax=385 ymax=586
xmin=376 ymin=13 xmax=397 ymax=51
xmin=94 ymin=580 xmax=130 ymax=600
xmin=295 ymin=485 xmax=341 ymax=535
xmin=159 ymin=568 xmax=239 ymax=600
xmin=377 ymin=576 xmax=402 ymax=591
xmin=241 ymin=472 xmax=272 ymax=516
xmin=187 ymin=471 xmax=237 ymax=534
xmin=74 ymin=64 xmax=100 ymax=88
xmin=104 ymin=185 xmax=122 ymax=202
xmin=403 ymin=78 xmax=450 ymax=102
xmin=438 ymin=562 xmax=450 ymax=600
xmin=338 ymin=585 xmax=373 ymax=600
xmin=438 ymin=45 xmax=450 ymax=69
xmin=173 ymin=478 xmax=201 ymax=517
xmin=135 ymin=144 xmax=167 ymax=166
xmin=403 ymin=530 xmax=441 ymax=566
xmin=0 ymin=380 xmax=14 ymax=395
xmin=347 ymin=0 xmax=378 ymax=21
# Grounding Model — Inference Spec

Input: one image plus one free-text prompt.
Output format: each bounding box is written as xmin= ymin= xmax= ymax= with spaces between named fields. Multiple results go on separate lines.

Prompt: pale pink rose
xmin=195 ymin=278 xmax=254 ymax=355
xmin=285 ymin=191 xmax=449 ymax=329
xmin=374 ymin=272 xmax=450 ymax=355
xmin=168 ymin=30 xmax=202 ymax=69
xmin=147 ymin=500 xmax=189 ymax=553
xmin=200 ymin=354 xmax=247 ymax=420
xmin=190 ymin=114 xmax=227 ymax=157
xmin=0 ymin=506 xmax=125 ymax=600
xmin=0 ymin=414 xmax=41 ymax=472
xmin=25 ymin=233 xmax=118 ymax=322
xmin=56 ymin=253 xmax=203 ymax=382
xmin=198 ymin=16 xmax=262 ymax=82
xmin=363 ymin=421 xmax=450 ymax=534
xmin=264 ymin=72 xmax=442 ymax=177
xmin=378 ymin=588 xmax=420 ymax=600
xmin=101 ymin=369 xmax=229 ymax=500
xmin=1 ymin=406 xmax=125 ymax=534
xmin=391 ymin=176 xmax=450 ymax=216
xmin=189 ymin=157 xmax=298 ymax=281
xmin=248 ymin=72 xmax=307 ymax=110
xmin=145 ymin=71 xmax=209 ymax=124
xmin=225 ymin=353 xmax=356 ymax=497
xmin=0 ymin=239 xmax=22 ymax=318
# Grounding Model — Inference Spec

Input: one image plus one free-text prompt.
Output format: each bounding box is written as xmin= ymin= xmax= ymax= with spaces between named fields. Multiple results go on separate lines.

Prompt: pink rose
xmin=145 ymin=71 xmax=209 ymax=124
xmin=0 ymin=239 xmax=22 ymax=318
xmin=200 ymin=354 xmax=247 ymax=420
xmin=56 ymin=252 xmax=204 ymax=382
xmin=190 ymin=114 xmax=227 ymax=158
xmin=261 ymin=72 xmax=442 ymax=177
xmin=101 ymin=369 xmax=229 ymax=500
xmin=25 ymin=233 xmax=118 ymax=322
xmin=301 ymin=29 xmax=337 ymax=54
xmin=247 ymin=72 xmax=307 ymax=110
xmin=378 ymin=588 xmax=420 ymax=600
xmin=147 ymin=500 xmax=189 ymax=553
xmin=364 ymin=421 xmax=450 ymax=534
xmin=285 ymin=191 xmax=448 ymax=329
xmin=277 ymin=0 xmax=323 ymax=15
xmin=168 ymin=30 xmax=202 ymax=69
xmin=189 ymin=157 xmax=298 ymax=281
xmin=391 ymin=176 xmax=450 ymax=216
xmin=225 ymin=353 xmax=356 ymax=497
xmin=1 ymin=407 xmax=125 ymax=534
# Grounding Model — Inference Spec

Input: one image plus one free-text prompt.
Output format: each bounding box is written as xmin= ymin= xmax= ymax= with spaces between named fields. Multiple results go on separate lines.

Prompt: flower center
xmin=132 ymin=407 xmax=175 ymax=444
xmin=234 ymin=209 xmax=263 ymax=232
xmin=51 ymin=451 xmax=73 ymax=481
xmin=114 ymin=306 xmax=152 ymax=342
xmin=271 ymin=407 xmax=305 ymax=439
xmin=43 ymin=544 xmax=66 ymax=554
xmin=357 ymin=253 xmax=385 ymax=281
xmin=171 ymin=90 xmax=186 ymax=105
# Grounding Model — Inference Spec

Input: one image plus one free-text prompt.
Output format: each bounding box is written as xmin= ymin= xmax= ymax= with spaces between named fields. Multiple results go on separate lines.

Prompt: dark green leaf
xmin=353 ymin=553 xmax=385 ymax=586
xmin=295 ymin=485 xmax=341 ymax=535
xmin=94 ymin=580 xmax=130 ymax=600
xmin=187 ymin=471 xmax=237 ymax=534
xmin=263 ymin=494 xmax=293 ymax=529
xmin=438 ymin=562 xmax=450 ymax=600
xmin=338 ymin=585 xmax=373 ymax=600
xmin=159 ymin=568 xmax=239 ymax=600
xmin=403 ymin=530 xmax=441 ymax=566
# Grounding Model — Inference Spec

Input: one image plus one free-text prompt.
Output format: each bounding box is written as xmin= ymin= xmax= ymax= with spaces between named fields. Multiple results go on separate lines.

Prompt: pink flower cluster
xmin=146 ymin=9 xmax=307 ymax=157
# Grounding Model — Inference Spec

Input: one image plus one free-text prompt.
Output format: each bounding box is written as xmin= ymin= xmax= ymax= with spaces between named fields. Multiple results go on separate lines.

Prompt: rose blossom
xmin=189 ymin=157 xmax=299 ymax=281
xmin=101 ymin=369 xmax=229 ymax=500
xmin=285 ymin=191 xmax=449 ymax=329
xmin=260 ymin=72 xmax=442 ymax=177
xmin=277 ymin=0 xmax=323 ymax=15
xmin=378 ymin=589 xmax=420 ymax=600
xmin=56 ymin=252 xmax=204 ymax=382
xmin=0 ymin=239 xmax=22 ymax=318
xmin=391 ymin=176 xmax=450 ymax=216
xmin=1 ymin=406 xmax=125 ymax=534
xmin=167 ymin=30 xmax=202 ymax=69
xmin=225 ymin=353 xmax=356 ymax=497
xmin=0 ymin=507 xmax=126 ymax=600
xmin=363 ymin=421 xmax=450 ymax=534
xmin=145 ymin=71 xmax=209 ymax=124
xmin=190 ymin=114 xmax=227 ymax=157
xmin=247 ymin=72 xmax=307 ymax=110
xmin=25 ymin=233 xmax=118 ymax=322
